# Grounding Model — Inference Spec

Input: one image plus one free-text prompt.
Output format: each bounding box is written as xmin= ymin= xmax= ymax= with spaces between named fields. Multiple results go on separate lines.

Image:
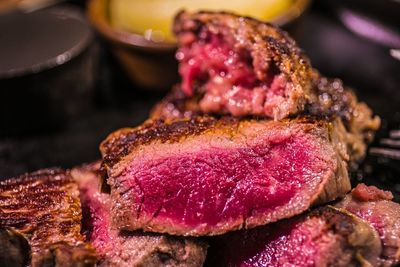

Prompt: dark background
xmin=1 ymin=1 xmax=400 ymax=199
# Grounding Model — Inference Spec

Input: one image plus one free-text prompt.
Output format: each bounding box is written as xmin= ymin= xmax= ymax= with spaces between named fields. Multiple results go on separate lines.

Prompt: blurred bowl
xmin=0 ymin=5 xmax=96 ymax=136
xmin=87 ymin=0 xmax=177 ymax=91
xmin=87 ymin=0 xmax=310 ymax=91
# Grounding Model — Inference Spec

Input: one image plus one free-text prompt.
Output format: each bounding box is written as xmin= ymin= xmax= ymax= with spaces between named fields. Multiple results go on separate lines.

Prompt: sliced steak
xmin=0 ymin=169 xmax=97 ymax=267
xmin=206 ymin=206 xmax=382 ymax=267
xmin=100 ymin=116 xmax=350 ymax=236
xmin=336 ymin=184 xmax=400 ymax=266
xmin=207 ymin=184 xmax=400 ymax=267
xmin=157 ymin=11 xmax=380 ymax=163
xmin=173 ymin=11 xmax=379 ymax=123
xmin=151 ymin=77 xmax=379 ymax=166
xmin=71 ymin=162 xmax=208 ymax=267
xmin=174 ymin=11 xmax=313 ymax=120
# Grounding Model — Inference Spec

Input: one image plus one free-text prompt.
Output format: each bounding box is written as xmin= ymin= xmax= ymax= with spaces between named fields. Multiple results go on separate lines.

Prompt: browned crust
xmin=173 ymin=11 xmax=314 ymax=119
xmin=0 ymin=169 xmax=97 ymax=266
xmin=100 ymin=116 xmax=221 ymax=169
xmin=151 ymin=79 xmax=380 ymax=165
xmin=100 ymin=116 xmax=329 ymax=172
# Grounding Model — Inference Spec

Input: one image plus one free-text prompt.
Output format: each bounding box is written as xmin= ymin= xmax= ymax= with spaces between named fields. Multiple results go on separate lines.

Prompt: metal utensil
xmin=370 ymin=130 xmax=400 ymax=160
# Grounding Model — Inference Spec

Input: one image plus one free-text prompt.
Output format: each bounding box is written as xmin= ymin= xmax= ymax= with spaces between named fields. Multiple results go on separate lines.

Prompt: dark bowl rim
xmin=0 ymin=5 xmax=93 ymax=80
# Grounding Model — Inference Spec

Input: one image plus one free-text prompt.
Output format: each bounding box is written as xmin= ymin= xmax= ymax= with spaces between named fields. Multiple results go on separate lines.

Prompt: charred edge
xmin=0 ymin=168 xmax=69 ymax=188
xmin=101 ymin=116 xmax=223 ymax=169
xmin=101 ymin=115 xmax=331 ymax=171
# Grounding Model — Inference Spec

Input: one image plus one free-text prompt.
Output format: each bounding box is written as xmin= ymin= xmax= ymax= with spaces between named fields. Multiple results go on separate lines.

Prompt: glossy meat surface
xmin=101 ymin=116 xmax=350 ymax=236
xmin=337 ymin=184 xmax=400 ymax=267
xmin=207 ymin=206 xmax=382 ymax=267
xmin=174 ymin=11 xmax=313 ymax=120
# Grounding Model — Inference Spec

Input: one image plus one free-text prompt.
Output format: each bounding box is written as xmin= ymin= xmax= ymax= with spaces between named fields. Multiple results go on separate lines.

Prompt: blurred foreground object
xmin=88 ymin=0 xmax=310 ymax=91
xmin=325 ymin=0 xmax=400 ymax=48
xmin=0 ymin=0 xmax=64 ymax=14
xmin=0 ymin=5 xmax=95 ymax=136
xmin=108 ymin=0 xmax=310 ymax=42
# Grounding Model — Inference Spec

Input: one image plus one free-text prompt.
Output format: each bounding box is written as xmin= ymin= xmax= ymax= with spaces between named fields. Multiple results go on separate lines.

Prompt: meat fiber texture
xmin=100 ymin=116 xmax=351 ymax=236
xmin=0 ymin=169 xmax=97 ymax=267
xmin=207 ymin=184 xmax=400 ymax=267
xmin=71 ymin=162 xmax=208 ymax=267
xmin=152 ymin=11 xmax=380 ymax=164
xmin=206 ymin=205 xmax=382 ymax=267
xmin=336 ymin=184 xmax=400 ymax=267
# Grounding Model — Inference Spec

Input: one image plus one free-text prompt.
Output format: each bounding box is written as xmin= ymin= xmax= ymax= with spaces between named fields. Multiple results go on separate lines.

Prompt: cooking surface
xmin=1 ymin=3 xmax=400 ymax=201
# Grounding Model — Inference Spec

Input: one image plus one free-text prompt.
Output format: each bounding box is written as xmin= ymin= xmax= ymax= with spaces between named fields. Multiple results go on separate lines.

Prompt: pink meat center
xmin=223 ymin=218 xmax=339 ymax=267
xmin=80 ymin=185 xmax=113 ymax=257
xmin=177 ymin=32 xmax=287 ymax=117
xmin=122 ymin=135 xmax=326 ymax=231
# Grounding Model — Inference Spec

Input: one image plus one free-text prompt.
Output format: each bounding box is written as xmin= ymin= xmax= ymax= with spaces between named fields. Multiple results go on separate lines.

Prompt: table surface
xmin=1 ymin=2 xmax=400 ymax=200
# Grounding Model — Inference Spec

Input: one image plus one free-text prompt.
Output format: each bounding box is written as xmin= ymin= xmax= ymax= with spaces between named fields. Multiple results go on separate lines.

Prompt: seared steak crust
xmin=101 ymin=116 xmax=220 ymax=169
xmin=0 ymin=169 xmax=96 ymax=267
xmin=100 ymin=116 xmax=350 ymax=236
xmin=151 ymin=79 xmax=379 ymax=164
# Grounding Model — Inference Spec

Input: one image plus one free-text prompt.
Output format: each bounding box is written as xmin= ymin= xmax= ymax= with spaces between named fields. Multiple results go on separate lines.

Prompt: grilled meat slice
xmin=100 ymin=116 xmax=350 ymax=236
xmin=151 ymin=77 xmax=379 ymax=166
xmin=71 ymin=162 xmax=208 ymax=267
xmin=0 ymin=169 xmax=97 ymax=267
xmin=174 ymin=11 xmax=313 ymax=120
xmin=336 ymin=184 xmax=400 ymax=266
xmin=207 ymin=184 xmax=400 ymax=267
xmin=156 ymin=11 xmax=380 ymax=164
xmin=207 ymin=206 xmax=382 ymax=267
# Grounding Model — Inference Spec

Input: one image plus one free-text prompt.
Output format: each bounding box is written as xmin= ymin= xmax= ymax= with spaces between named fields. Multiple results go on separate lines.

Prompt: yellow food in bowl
xmin=109 ymin=0 xmax=295 ymax=42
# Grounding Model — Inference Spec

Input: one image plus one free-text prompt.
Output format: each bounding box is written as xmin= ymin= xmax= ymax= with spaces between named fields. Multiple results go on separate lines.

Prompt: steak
xmin=71 ymin=162 xmax=208 ymax=267
xmin=151 ymin=79 xmax=378 ymax=165
xmin=336 ymin=184 xmax=400 ymax=266
xmin=100 ymin=116 xmax=351 ymax=236
xmin=206 ymin=206 xmax=382 ymax=267
xmin=153 ymin=11 xmax=380 ymax=163
xmin=207 ymin=184 xmax=400 ymax=267
xmin=172 ymin=11 xmax=378 ymax=123
xmin=174 ymin=11 xmax=313 ymax=120
xmin=0 ymin=169 xmax=97 ymax=267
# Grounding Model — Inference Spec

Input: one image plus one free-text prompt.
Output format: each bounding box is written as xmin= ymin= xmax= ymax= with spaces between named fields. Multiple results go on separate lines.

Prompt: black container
xmin=0 ymin=5 xmax=96 ymax=136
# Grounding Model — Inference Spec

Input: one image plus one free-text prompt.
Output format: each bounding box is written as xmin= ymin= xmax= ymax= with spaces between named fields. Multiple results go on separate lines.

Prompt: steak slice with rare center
xmin=206 ymin=205 xmax=382 ymax=267
xmin=336 ymin=184 xmax=400 ymax=266
xmin=71 ymin=162 xmax=208 ymax=267
xmin=158 ymin=10 xmax=380 ymax=164
xmin=100 ymin=116 xmax=351 ymax=236
xmin=206 ymin=184 xmax=400 ymax=267
xmin=173 ymin=11 xmax=379 ymax=128
xmin=174 ymin=11 xmax=313 ymax=120
xmin=0 ymin=169 xmax=97 ymax=267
